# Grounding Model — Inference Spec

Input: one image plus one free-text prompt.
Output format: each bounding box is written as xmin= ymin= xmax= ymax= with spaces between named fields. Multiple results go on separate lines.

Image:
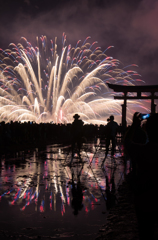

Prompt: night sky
xmin=0 ymin=0 xmax=158 ymax=85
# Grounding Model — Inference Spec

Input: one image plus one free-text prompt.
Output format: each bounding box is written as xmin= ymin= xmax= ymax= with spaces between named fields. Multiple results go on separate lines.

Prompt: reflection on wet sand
xmin=0 ymin=140 xmax=125 ymax=215
xmin=0 ymin=139 xmax=128 ymax=239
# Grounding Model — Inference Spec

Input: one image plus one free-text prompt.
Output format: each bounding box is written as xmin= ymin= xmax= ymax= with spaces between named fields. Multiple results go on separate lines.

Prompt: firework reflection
xmin=0 ymin=141 xmax=125 ymax=215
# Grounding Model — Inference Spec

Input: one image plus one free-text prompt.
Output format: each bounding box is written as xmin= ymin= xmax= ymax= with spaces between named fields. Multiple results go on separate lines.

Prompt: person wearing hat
xmin=105 ymin=115 xmax=118 ymax=157
xmin=70 ymin=114 xmax=84 ymax=165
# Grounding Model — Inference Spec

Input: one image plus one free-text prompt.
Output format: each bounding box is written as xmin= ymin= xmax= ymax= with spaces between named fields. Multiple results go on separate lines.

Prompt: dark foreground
xmin=1 ymin=139 xmax=156 ymax=240
xmin=96 ymin=180 xmax=139 ymax=240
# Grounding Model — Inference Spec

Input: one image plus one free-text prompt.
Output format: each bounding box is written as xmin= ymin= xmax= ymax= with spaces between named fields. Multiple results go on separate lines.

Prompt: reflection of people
xmin=105 ymin=115 xmax=118 ymax=156
xmin=71 ymin=114 xmax=84 ymax=161
xmin=70 ymin=169 xmax=83 ymax=215
xmin=105 ymin=170 xmax=116 ymax=210
xmin=124 ymin=113 xmax=158 ymax=240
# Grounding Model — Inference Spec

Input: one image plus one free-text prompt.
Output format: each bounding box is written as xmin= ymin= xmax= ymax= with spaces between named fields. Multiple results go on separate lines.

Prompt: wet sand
xmin=0 ymin=176 xmax=139 ymax=240
xmin=96 ymin=180 xmax=139 ymax=240
xmin=0 ymin=180 xmax=139 ymax=240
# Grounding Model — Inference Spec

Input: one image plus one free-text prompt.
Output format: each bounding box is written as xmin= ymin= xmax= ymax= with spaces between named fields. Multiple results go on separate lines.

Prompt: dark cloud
xmin=0 ymin=0 xmax=158 ymax=84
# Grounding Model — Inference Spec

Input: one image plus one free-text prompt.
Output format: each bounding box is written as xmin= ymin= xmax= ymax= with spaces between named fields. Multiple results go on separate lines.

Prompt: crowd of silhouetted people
xmin=0 ymin=117 xmax=124 ymax=154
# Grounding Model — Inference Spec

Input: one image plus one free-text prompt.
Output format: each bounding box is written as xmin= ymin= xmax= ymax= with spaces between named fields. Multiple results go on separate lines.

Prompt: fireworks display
xmin=0 ymin=33 xmax=146 ymax=124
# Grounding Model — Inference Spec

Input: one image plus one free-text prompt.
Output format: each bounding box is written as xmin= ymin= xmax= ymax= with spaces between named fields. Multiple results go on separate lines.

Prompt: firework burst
xmin=0 ymin=33 xmax=145 ymax=124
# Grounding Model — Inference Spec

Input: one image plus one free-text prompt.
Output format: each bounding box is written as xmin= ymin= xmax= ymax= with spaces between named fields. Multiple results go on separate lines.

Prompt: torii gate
xmin=107 ymin=83 xmax=158 ymax=128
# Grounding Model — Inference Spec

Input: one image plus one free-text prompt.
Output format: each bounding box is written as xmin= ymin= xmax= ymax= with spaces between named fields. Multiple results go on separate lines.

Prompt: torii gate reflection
xmin=107 ymin=83 xmax=158 ymax=129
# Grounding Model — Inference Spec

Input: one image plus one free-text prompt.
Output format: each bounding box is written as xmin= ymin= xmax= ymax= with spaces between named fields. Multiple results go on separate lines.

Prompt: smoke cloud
xmin=1 ymin=0 xmax=158 ymax=84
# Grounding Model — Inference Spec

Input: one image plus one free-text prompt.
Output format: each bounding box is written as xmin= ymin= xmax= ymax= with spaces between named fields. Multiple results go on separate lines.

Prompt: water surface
xmin=0 ymin=140 xmax=125 ymax=239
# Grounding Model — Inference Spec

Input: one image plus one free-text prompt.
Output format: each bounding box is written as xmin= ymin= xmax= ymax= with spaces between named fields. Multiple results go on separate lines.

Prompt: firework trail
xmin=0 ymin=33 xmax=145 ymax=124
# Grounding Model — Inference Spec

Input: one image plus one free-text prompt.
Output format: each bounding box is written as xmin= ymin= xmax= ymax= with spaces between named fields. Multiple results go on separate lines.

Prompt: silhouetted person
xmin=124 ymin=113 xmax=158 ymax=240
xmin=70 ymin=114 xmax=84 ymax=165
xmin=124 ymin=112 xmax=148 ymax=175
xmin=105 ymin=115 xmax=118 ymax=157
xmin=131 ymin=112 xmax=147 ymax=144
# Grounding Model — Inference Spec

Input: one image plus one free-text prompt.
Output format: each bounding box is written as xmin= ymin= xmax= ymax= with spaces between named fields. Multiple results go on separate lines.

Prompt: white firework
xmin=0 ymin=33 xmax=145 ymax=124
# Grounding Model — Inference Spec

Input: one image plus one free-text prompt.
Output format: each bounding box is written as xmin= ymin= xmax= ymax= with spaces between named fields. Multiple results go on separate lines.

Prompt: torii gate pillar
xmin=151 ymin=92 xmax=157 ymax=114
xmin=121 ymin=92 xmax=127 ymax=129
